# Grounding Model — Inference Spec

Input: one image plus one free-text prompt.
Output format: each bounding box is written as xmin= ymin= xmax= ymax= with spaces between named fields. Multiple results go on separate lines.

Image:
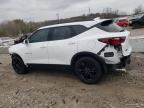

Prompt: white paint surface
xmin=1 ymin=35 xmax=144 ymax=54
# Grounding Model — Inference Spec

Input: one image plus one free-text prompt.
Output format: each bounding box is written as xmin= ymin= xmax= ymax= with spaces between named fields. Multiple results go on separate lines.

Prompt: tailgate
xmin=121 ymin=31 xmax=132 ymax=56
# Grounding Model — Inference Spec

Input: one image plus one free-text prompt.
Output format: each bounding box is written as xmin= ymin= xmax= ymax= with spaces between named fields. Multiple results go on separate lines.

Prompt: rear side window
xmin=72 ymin=25 xmax=87 ymax=35
xmin=95 ymin=20 xmax=124 ymax=32
xmin=50 ymin=26 xmax=72 ymax=41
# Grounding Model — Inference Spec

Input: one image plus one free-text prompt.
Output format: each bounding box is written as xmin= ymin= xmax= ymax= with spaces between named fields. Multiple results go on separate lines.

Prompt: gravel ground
xmin=0 ymin=54 xmax=144 ymax=108
xmin=128 ymin=27 xmax=144 ymax=37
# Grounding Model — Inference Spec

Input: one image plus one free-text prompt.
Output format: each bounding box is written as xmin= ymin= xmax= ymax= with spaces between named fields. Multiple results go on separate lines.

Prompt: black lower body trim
xmin=27 ymin=64 xmax=72 ymax=72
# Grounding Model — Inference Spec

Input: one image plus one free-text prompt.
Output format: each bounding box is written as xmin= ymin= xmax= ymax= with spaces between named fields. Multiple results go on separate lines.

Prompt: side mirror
xmin=23 ymin=39 xmax=29 ymax=44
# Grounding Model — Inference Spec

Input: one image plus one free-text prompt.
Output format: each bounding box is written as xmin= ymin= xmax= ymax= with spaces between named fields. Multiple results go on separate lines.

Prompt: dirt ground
xmin=128 ymin=27 xmax=144 ymax=37
xmin=0 ymin=54 xmax=144 ymax=108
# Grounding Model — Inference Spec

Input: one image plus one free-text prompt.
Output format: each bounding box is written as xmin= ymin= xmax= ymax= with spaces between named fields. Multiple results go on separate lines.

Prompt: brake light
xmin=98 ymin=37 xmax=126 ymax=46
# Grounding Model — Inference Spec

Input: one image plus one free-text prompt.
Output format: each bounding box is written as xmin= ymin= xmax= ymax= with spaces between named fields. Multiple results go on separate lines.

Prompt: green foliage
xmin=0 ymin=19 xmax=38 ymax=37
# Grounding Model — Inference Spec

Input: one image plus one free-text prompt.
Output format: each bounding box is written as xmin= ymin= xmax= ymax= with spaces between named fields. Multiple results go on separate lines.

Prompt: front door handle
xmin=68 ymin=42 xmax=76 ymax=45
xmin=25 ymin=53 xmax=32 ymax=54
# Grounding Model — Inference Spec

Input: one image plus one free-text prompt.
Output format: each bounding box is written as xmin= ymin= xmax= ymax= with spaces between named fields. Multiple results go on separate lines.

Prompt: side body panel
xmin=9 ymin=42 xmax=49 ymax=64
xmin=48 ymin=38 xmax=77 ymax=65
xmin=25 ymin=42 xmax=48 ymax=64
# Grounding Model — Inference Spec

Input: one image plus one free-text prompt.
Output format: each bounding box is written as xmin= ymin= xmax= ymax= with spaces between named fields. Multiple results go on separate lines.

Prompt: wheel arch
xmin=71 ymin=52 xmax=107 ymax=73
xmin=11 ymin=53 xmax=24 ymax=62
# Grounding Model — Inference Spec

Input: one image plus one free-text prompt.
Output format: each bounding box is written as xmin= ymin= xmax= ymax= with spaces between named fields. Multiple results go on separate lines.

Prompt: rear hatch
xmin=95 ymin=20 xmax=132 ymax=56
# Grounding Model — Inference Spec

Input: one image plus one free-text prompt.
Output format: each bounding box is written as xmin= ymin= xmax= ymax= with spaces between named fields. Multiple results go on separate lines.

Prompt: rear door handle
xmin=40 ymin=46 xmax=47 ymax=48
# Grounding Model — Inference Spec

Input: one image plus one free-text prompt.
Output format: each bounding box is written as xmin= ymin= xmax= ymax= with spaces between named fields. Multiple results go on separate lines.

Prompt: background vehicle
xmin=129 ymin=15 xmax=144 ymax=28
xmin=14 ymin=33 xmax=32 ymax=44
xmin=114 ymin=17 xmax=129 ymax=27
xmin=0 ymin=37 xmax=14 ymax=46
xmin=9 ymin=19 xmax=132 ymax=84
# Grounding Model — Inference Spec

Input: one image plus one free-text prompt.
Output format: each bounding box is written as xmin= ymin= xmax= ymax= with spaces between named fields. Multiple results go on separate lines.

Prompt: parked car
xmin=114 ymin=18 xmax=129 ymax=27
xmin=9 ymin=19 xmax=132 ymax=84
xmin=129 ymin=15 xmax=144 ymax=28
xmin=129 ymin=14 xmax=144 ymax=24
xmin=0 ymin=37 xmax=14 ymax=46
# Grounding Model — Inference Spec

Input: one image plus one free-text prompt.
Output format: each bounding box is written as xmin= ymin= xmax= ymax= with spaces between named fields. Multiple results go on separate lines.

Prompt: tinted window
xmin=29 ymin=29 xmax=49 ymax=43
xmin=72 ymin=25 xmax=87 ymax=35
xmin=51 ymin=26 xmax=72 ymax=41
xmin=95 ymin=20 xmax=124 ymax=32
xmin=140 ymin=16 xmax=144 ymax=22
xmin=141 ymin=16 xmax=144 ymax=19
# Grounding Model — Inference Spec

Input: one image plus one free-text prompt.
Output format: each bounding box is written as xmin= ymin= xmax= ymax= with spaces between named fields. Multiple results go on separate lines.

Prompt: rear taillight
xmin=98 ymin=37 xmax=126 ymax=46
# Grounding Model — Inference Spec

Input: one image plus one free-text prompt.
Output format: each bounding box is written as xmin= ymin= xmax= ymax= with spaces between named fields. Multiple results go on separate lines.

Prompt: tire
xmin=75 ymin=57 xmax=103 ymax=84
xmin=12 ymin=55 xmax=28 ymax=74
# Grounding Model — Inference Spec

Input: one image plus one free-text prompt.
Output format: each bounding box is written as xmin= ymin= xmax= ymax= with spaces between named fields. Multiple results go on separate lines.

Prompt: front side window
xmin=29 ymin=29 xmax=49 ymax=43
xmin=50 ymin=26 xmax=72 ymax=41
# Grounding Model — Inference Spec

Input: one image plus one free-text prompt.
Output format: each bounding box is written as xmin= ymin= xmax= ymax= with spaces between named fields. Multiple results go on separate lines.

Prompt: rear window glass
xmin=95 ymin=20 xmax=124 ymax=32
xmin=51 ymin=26 xmax=72 ymax=41
xmin=72 ymin=25 xmax=88 ymax=35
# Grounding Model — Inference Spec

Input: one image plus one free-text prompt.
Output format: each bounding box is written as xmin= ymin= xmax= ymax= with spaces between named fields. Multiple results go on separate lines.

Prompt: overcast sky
xmin=0 ymin=0 xmax=144 ymax=22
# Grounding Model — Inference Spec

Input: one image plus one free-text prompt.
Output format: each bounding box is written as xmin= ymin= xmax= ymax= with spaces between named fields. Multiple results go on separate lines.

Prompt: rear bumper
xmin=107 ymin=55 xmax=131 ymax=71
xmin=119 ymin=55 xmax=131 ymax=67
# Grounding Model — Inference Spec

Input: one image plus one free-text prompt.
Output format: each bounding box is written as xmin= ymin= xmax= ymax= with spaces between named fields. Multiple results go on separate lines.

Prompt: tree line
xmin=0 ymin=6 xmax=143 ymax=37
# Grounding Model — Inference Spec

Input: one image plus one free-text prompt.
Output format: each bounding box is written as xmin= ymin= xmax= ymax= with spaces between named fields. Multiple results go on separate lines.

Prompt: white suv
xmin=9 ymin=19 xmax=132 ymax=84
